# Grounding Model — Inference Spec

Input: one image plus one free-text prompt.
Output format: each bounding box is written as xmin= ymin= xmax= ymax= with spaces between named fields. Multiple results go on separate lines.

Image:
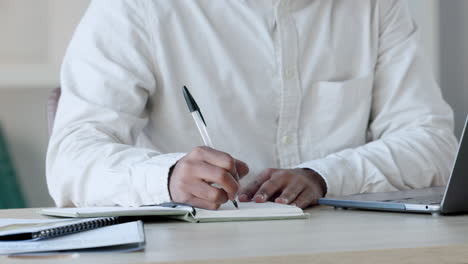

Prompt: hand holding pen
xmin=166 ymin=86 xmax=249 ymax=210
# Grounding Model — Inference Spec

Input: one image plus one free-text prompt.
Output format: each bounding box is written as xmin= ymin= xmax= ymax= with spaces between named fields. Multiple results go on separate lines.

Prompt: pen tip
xmin=182 ymin=86 xmax=198 ymax=113
xmin=232 ymin=200 xmax=239 ymax=209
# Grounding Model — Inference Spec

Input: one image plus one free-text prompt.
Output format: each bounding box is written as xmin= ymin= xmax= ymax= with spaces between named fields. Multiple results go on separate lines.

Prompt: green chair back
xmin=0 ymin=125 xmax=26 ymax=208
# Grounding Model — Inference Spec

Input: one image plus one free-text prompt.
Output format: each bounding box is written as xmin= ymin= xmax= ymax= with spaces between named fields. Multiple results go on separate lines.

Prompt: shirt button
xmin=284 ymin=68 xmax=295 ymax=80
xmin=282 ymin=135 xmax=292 ymax=145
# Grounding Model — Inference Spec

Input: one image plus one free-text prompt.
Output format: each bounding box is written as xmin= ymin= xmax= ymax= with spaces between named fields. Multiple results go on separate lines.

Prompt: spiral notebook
xmin=0 ymin=218 xmax=145 ymax=255
xmin=0 ymin=217 xmax=122 ymax=241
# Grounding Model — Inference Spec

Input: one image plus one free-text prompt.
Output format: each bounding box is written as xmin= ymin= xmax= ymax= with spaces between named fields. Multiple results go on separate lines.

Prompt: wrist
xmin=167 ymin=162 xmax=178 ymax=201
xmin=302 ymin=168 xmax=327 ymax=196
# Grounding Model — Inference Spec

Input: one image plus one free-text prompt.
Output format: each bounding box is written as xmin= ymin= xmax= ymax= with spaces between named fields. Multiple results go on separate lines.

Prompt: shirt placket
xmin=275 ymin=0 xmax=302 ymax=168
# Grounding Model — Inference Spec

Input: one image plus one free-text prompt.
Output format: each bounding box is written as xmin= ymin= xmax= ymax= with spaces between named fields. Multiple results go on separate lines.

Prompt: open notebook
xmin=40 ymin=202 xmax=309 ymax=223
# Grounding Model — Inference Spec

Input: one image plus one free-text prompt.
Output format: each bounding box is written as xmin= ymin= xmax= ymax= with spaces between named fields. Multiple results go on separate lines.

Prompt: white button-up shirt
xmin=47 ymin=0 xmax=458 ymax=207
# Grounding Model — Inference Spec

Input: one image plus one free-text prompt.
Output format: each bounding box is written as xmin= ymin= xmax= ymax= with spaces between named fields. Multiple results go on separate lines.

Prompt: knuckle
xmin=225 ymin=156 xmax=236 ymax=170
xmin=267 ymin=179 xmax=281 ymax=189
xmin=214 ymin=170 xmax=230 ymax=183
xmin=192 ymin=146 xmax=207 ymax=156
xmin=220 ymin=172 xmax=231 ymax=183
xmin=271 ymin=173 xmax=284 ymax=181
xmin=177 ymin=159 xmax=192 ymax=172
xmin=276 ymin=170 xmax=291 ymax=179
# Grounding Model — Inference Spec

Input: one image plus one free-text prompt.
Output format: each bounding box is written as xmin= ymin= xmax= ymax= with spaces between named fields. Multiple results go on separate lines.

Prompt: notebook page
xmin=0 ymin=221 xmax=144 ymax=255
xmin=194 ymin=201 xmax=305 ymax=220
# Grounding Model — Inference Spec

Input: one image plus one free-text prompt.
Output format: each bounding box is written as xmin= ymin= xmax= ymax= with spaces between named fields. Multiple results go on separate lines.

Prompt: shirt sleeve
xmin=46 ymin=0 xmax=185 ymax=207
xmin=296 ymin=0 xmax=458 ymax=197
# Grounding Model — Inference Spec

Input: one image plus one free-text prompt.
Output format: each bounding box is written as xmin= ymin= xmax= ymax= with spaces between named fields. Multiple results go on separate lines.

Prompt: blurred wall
xmin=0 ymin=0 xmax=90 ymax=207
xmin=0 ymin=89 xmax=53 ymax=207
xmin=407 ymin=0 xmax=440 ymax=79
xmin=439 ymin=0 xmax=468 ymax=138
xmin=0 ymin=1 xmax=465 ymax=207
xmin=408 ymin=0 xmax=467 ymax=138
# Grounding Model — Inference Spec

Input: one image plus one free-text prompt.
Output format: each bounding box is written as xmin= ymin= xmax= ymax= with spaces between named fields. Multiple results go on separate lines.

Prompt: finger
xmin=191 ymin=146 xmax=238 ymax=179
xmin=253 ymin=174 xmax=287 ymax=203
xmin=238 ymin=168 xmax=275 ymax=202
xmin=195 ymin=162 xmax=239 ymax=200
xmin=188 ymin=196 xmax=220 ymax=210
xmin=235 ymin=159 xmax=249 ymax=179
xmin=292 ymin=189 xmax=318 ymax=209
xmin=275 ymin=183 xmax=304 ymax=205
xmin=190 ymin=181 xmax=229 ymax=205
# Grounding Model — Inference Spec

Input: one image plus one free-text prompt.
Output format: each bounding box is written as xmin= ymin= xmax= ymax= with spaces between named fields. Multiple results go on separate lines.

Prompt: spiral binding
xmin=31 ymin=217 xmax=120 ymax=240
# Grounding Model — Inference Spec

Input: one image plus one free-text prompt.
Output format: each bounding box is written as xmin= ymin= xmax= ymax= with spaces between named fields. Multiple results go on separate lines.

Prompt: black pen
xmin=182 ymin=86 xmax=239 ymax=209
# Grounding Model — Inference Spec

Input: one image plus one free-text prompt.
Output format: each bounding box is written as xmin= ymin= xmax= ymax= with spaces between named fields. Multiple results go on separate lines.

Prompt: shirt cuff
xmin=295 ymin=155 xmax=354 ymax=197
xmin=133 ymin=153 xmax=186 ymax=205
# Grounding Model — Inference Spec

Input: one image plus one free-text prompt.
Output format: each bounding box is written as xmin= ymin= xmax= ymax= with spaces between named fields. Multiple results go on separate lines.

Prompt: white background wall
xmin=0 ymin=1 xmax=466 ymax=207
xmin=407 ymin=0 xmax=440 ymax=78
xmin=408 ymin=0 xmax=467 ymax=137
xmin=438 ymin=0 xmax=468 ymax=138
xmin=0 ymin=0 xmax=91 ymax=207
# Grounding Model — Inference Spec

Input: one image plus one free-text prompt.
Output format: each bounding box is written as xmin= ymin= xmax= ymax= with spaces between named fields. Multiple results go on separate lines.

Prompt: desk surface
xmin=1 ymin=206 xmax=468 ymax=263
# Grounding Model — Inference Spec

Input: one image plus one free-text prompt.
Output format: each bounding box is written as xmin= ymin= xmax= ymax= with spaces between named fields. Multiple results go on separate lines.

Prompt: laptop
xmin=319 ymin=116 xmax=468 ymax=215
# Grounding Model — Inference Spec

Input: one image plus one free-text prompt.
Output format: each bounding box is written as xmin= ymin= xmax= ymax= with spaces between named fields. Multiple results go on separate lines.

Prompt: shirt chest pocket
xmin=300 ymin=74 xmax=374 ymax=156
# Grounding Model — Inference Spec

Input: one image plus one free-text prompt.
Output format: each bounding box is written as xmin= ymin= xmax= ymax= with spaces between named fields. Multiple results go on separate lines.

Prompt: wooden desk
xmin=1 ymin=206 xmax=468 ymax=263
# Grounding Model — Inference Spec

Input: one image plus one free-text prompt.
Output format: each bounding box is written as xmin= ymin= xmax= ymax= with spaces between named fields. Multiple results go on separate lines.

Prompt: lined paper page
xmin=194 ymin=201 xmax=305 ymax=220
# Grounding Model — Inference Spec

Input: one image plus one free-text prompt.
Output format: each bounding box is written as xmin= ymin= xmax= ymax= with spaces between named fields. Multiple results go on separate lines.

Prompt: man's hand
xmin=169 ymin=146 xmax=249 ymax=210
xmin=238 ymin=168 xmax=326 ymax=209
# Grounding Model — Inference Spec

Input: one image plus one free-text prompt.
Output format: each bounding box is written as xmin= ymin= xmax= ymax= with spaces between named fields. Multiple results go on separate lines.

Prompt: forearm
xmin=47 ymin=123 xmax=185 ymax=207
xmin=297 ymin=121 xmax=457 ymax=196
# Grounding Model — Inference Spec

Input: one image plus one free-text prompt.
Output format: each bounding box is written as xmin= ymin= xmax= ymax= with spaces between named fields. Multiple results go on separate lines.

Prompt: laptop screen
xmin=441 ymin=115 xmax=468 ymax=213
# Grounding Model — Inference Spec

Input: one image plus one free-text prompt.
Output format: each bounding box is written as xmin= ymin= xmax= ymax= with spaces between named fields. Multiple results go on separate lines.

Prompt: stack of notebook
xmin=0 ymin=218 xmax=145 ymax=255
xmin=0 ymin=201 xmax=307 ymax=255
xmin=40 ymin=201 xmax=309 ymax=223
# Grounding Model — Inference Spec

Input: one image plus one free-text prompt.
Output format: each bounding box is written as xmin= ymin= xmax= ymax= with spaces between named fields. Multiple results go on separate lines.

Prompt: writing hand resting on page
xmin=169 ymin=146 xmax=249 ymax=210
xmin=238 ymin=168 xmax=327 ymax=209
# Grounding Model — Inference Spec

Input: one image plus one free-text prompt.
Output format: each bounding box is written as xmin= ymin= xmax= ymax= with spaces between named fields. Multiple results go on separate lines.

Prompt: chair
xmin=47 ymin=87 xmax=61 ymax=136
xmin=0 ymin=87 xmax=61 ymax=209
xmin=0 ymin=124 xmax=26 ymax=209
